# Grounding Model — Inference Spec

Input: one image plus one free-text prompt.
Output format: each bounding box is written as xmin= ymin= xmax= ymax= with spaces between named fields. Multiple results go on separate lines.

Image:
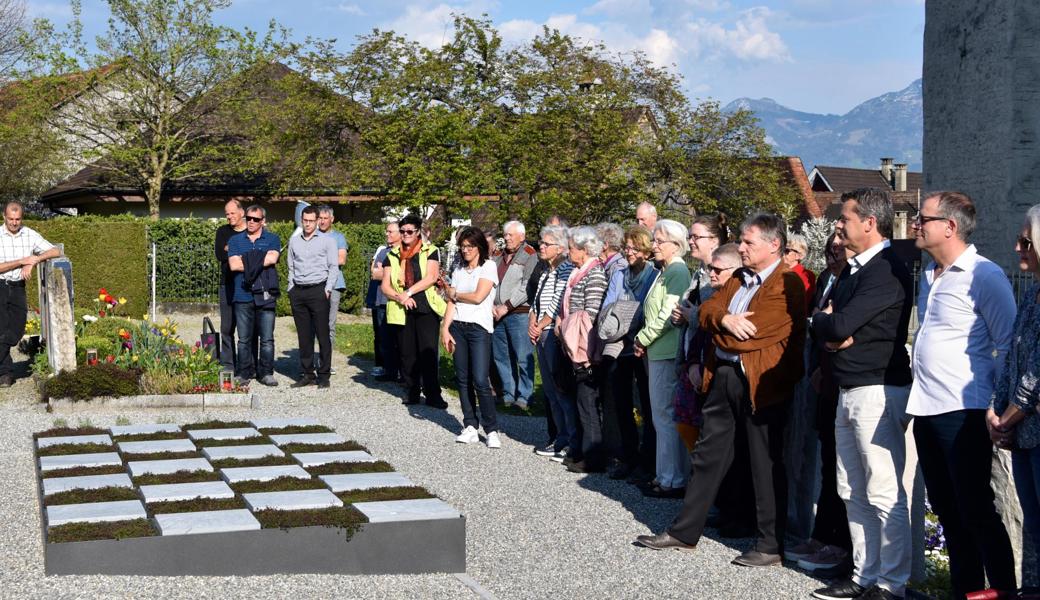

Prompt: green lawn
xmin=335 ymin=322 xmax=545 ymax=416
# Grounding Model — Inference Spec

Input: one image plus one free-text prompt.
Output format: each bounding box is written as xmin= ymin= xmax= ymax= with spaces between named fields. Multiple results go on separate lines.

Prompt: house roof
xmin=810 ymin=165 xmax=923 ymax=194
xmin=816 ymin=190 xmax=921 ymax=220
xmin=776 ymin=156 xmax=819 ymax=220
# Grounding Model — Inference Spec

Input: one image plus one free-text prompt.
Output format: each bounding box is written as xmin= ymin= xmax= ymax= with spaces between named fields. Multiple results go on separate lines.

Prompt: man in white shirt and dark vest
xmin=0 ymin=201 xmax=60 ymax=387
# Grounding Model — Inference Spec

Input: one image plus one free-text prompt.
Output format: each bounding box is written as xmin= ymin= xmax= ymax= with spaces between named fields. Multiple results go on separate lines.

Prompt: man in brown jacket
xmin=636 ymin=212 xmax=806 ymax=568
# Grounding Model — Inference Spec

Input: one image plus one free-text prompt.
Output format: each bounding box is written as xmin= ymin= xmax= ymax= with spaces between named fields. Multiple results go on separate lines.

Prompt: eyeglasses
xmin=784 ymin=248 xmax=801 ymax=255
xmin=689 ymin=234 xmax=716 ymax=242
xmin=400 ymin=228 xmax=418 ymax=235
xmin=708 ymin=265 xmax=736 ymax=275
xmin=651 ymin=239 xmax=677 ymax=247
xmin=622 ymin=245 xmax=643 ymax=253
xmin=538 ymin=241 xmax=559 ymax=248
xmin=301 ymin=218 xmax=317 ymax=224
xmin=912 ymin=213 xmax=947 ymax=227
xmin=1019 ymin=236 xmax=1034 ymax=251
xmin=245 ymin=215 xmax=263 ymax=223
xmin=459 ymin=243 xmax=477 ymax=250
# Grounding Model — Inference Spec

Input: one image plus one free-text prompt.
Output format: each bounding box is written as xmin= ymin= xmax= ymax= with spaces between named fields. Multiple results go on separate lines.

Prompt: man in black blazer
xmin=808 ymin=188 xmax=916 ymax=600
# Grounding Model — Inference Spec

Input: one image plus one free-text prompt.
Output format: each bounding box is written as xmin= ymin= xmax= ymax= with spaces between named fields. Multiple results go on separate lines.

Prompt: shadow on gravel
xmin=274 ymin=348 xmax=301 ymax=378
xmin=405 ymin=404 xmax=462 ymax=433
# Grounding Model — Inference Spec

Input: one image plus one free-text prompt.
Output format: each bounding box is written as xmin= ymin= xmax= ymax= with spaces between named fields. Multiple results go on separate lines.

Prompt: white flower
xmin=82 ymin=315 xmax=98 ymax=322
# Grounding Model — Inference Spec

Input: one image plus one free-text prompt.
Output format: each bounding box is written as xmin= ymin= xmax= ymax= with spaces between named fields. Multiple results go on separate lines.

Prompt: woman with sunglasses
xmin=441 ymin=226 xmax=501 ymax=448
xmin=381 ymin=214 xmax=447 ymax=409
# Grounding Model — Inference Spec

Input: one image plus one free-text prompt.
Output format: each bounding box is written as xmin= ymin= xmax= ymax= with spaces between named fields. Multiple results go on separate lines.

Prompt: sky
xmin=26 ymin=0 xmax=926 ymax=115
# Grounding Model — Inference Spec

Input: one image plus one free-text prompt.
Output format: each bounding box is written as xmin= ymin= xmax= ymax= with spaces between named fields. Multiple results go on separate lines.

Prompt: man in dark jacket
xmin=228 ymin=205 xmax=281 ymax=386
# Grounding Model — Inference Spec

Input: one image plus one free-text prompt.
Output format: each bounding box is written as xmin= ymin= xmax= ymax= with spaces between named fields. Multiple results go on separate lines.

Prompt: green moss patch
xmin=132 ymin=470 xmax=222 ymax=485
xmin=229 ymin=477 xmax=327 ymax=494
xmin=253 ymin=505 xmax=368 ymax=534
xmin=336 ymin=486 xmax=434 ymax=504
xmin=306 ymin=461 xmax=394 ymax=476
xmin=44 ymin=486 xmax=140 ymax=506
xmin=182 ymin=420 xmax=252 ymax=430
xmin=111 ymin=432 xmax=186 ymax=442
xmin=42 ymin=465 xmax=126 ymax=478
xmin=48 ymin=519 xmax=156 ymax=543
xmin=148 ymin=496 xmax=247 ymax=514
xmin=36 ymin=442 xmax=115 ymax=456
xmin=258 ymin=425 xmax=334 ymax=434
xmin=121 ymin=451 xmax=202 ymax=461
xmin=209 ymin=456 xmax=295 ymax=469
xmin=34 ymin=427 xmax=108 ymax=438
xmin=194 ymin=436 xmax=272 ymax=447
xmin=280 ymin=441 xmax=366 ymax=454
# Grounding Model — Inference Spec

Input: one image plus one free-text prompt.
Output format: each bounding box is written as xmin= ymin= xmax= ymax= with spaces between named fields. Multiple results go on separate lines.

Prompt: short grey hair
xmin=740 ymin=212 xmax=786 ymax=248
xmin=245 ymin=204 xmax=266 ymax=219
xmin=1026 ymin=204 xmax=1040 ymax=266
xmin=787 ymin=233 xmax=808 ymax=256
xmin=569 ymin=226 xmax=604 ymax=257
xmin=317 ymin=204 xmax=335 ymax=217
xmin=595 ymin=222 xmax=624 ymax=252
xmin=636 ymin=201 xmax=657 ymax=218
xmin=504 ymin=220 xmax=526 ymax=236
xmin=653 ymin=219 xmax=689 ymax=257
xmin=712 ymin=243 xmax=741 ymax=267
xmin=841 ymin=187 xmax=894 ymax=239
xmin=540 ymin=225 xmax=569 ymax=248
xmin=928 ymin=190 xmax=977 ymax=241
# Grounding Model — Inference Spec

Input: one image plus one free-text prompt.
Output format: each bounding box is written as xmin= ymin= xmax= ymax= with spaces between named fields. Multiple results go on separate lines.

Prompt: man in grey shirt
xmin=287 ymin=205 xmax=340 ymax=389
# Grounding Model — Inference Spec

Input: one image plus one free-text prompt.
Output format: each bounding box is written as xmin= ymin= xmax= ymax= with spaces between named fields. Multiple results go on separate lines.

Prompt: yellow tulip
xmin=98 ymin=294 xmax=106 ymax=302
xmin=132 ymin=355 xmax=139 ymax=362
xmin=161 ymin=328 xmax=169 ymax=336
xmin=142 ymin=314 xmax=149 ymax=321
xmin=118 ymin=297 xmax=127 ymax=305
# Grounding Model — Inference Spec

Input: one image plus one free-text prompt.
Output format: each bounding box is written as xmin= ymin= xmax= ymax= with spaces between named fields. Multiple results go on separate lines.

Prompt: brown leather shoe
xmin=731 ymin=550 xmax=782 ymax=567
xmin=634 ymin=532 xmax=697 ymax=552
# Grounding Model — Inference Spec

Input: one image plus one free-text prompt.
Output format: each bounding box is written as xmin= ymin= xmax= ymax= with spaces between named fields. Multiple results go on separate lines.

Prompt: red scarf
xmin=398 ymin=240 xmax=423 ymax=289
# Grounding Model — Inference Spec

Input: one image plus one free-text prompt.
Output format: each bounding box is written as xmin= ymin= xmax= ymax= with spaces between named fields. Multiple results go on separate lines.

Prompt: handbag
xmin=596 ymin=295 xmax=642 ymax=343
xmin=200 ymin=317 xmax=220 ymax=360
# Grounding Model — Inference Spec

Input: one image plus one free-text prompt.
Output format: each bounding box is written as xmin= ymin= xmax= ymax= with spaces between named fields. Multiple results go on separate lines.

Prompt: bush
xmin=82 ymin=316 xmax=135 ymax=339
xmin=139 ymin=371 xmax=194 ymax=394
xmin=76 ymin=335 xmax=118 ymax=364
xmin=43 ymin=363 xmax=142 ymax=401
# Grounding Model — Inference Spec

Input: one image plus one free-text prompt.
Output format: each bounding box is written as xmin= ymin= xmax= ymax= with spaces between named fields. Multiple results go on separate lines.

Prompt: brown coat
xmin=698 ymin=261 xmax=806 ymax=412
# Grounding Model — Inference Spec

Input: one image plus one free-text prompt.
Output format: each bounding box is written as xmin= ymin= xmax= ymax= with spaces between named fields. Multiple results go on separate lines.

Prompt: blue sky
xmin=27 ymin=0 xmax=925 ymax=115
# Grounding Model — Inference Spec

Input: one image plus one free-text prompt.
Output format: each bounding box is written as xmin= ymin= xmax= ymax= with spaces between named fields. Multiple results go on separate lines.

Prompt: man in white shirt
xmin=907 ymin=191 xmax=1016 ymax=598
xmin=0 ymin=201 xmax=60 ymax=387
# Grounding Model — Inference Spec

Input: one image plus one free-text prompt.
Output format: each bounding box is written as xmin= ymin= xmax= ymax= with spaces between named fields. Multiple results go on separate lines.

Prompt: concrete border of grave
xmin=47 ymin=393 xmax=257 ymax=412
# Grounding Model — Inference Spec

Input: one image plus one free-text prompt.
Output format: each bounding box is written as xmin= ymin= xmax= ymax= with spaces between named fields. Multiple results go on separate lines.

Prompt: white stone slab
xmin=118 ymin=439 xmax=197 ymax=455
xmin=155 ymin=509 xmax=260 ymax=536
xmin=354 ymin=498 xmax=461 ymax=523
xmin=320 ymin=472 xmax=414 ymax=493
xmin=250 ymin=417 xmax=321 ymax=429
xmin=268 ymin=433 xmax=346 ymax=446
xmin=46 ymin=500 xmax=147 ymax=526
xmin=140 ymin=481 xmax=235 ymax=503
xmin=293 ymin=451 xmax=375 ymax=467
xmin=243 ymin=489 xmax=343 ymax=511
xmin=37 ymin=434 xmax=113 ymax=449
xmin=187 ymin=428 xmax=261 ymax=441
xmin=39 ymin=452 xmax=123 ymax=472
xmin=202 ymin=444 xmax=284 ymax=461
xmin=220 ymin=465 xmax=311 ymax=483
xmin=127 ymin=458 xmax=213 ymax=477
xmin=42 ymin=473 xmax=133 ymax=496
xmin=110 ymin=423 xmax=182 ymax=436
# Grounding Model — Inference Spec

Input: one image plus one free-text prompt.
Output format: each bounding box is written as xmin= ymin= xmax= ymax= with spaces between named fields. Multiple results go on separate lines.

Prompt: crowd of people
xmin=362 ymin=193 xmax=1040 ymax=600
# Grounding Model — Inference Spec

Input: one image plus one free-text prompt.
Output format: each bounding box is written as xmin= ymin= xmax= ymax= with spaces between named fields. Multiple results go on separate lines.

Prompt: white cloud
xmin=383 ymin=1 xmax=497 ymax=49
xmin=335 ymin=3 xmax=366 ymax=16
xmin=685 ymin=7 xmax=790 ymax=62
xmin=500 ymin=14 xmax=680 ymax=68
xmin=583 ymin=0 xmax=652 ymax=19
xmin=685 ymin=0 xmax=730 ymax=11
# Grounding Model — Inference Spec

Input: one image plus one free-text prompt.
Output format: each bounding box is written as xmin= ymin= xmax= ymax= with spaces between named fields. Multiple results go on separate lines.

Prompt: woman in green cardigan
xmin=634 ymin=219 xmax=692 ymax=498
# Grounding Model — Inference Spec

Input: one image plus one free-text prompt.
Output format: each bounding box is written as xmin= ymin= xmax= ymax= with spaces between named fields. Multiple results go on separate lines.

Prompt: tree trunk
xmin=146 ymin=177 xmax=162 ymax=220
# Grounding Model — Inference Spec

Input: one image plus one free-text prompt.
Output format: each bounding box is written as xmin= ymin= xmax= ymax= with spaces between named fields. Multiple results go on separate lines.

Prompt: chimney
xmin=880 ymin=157 xmax=894 ymax=185
xmin=894 ymin=163 xmax=908 ymax=192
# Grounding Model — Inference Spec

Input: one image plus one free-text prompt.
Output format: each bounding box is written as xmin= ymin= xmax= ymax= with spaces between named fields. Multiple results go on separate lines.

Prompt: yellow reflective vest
xmin=385 ymin=242 xmax=446 ymax=325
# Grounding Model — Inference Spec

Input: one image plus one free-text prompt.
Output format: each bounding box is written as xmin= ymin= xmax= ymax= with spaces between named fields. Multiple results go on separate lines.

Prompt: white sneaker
xmin=455 ymin=426 xmax=479 ymax=444
xmin=486 ymin=431 xmax=501 ymax=449
xmin=514 ymin=399 xmax=529 ymax=410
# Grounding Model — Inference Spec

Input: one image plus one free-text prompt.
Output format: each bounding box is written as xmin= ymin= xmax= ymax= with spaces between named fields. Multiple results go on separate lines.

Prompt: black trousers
xmin=575 ymin=370 xmax=605 ymax=467
xmin=288 ymin=285 xmax=331 ymax=380
xmin=811 ymin=379 xmax=852 ymax=550
xmin=0 ymin=282 xmax=27 ymax=379
xmin=601 ymin=355 xmax=642 ymax=465
xmin=669 ymin=364 xmax=788 ymax=554
xmin=915 ymin=410 xmax=1016 ymax=598
xmin=398 ymin=311 xmax=442 ymax=403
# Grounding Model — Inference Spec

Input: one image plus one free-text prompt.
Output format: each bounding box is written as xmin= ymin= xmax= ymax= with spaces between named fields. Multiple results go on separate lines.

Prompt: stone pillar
xmin=42 ymin=260 xmax=76 ymax=373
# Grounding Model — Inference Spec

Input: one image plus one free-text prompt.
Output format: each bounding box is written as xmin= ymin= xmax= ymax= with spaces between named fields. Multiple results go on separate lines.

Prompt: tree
xmin=29 ymin=0 xmax=283 ymax=219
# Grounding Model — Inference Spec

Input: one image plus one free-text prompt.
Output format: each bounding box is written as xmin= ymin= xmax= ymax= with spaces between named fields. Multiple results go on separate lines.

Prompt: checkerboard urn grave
xmin=34 ymin=419 xmax=465 ymax=575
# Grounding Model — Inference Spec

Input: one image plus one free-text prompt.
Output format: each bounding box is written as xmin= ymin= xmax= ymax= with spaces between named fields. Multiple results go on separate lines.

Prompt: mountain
xmin=724 ymin=79 xmax=922 ymax=172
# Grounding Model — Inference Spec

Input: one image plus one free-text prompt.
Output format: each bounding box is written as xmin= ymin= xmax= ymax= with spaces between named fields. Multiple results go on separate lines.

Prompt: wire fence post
xmin=151 ymin=241 xmax=157 ymax=322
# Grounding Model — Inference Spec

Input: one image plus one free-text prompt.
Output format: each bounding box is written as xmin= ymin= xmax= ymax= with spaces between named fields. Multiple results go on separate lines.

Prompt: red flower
xmin=99 ymin=310 xmax=106 ymax=317
xmin=99 ymin=288 xmax=108 ymax=295
xmin=105 ymin=355 xmax=115 ymax=363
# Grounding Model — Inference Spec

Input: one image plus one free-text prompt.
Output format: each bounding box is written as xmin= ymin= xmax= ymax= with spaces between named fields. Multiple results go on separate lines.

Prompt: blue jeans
xmin=1014 ymin=446 xmax=1040 ymax=578
xmin=537 ymin=329 xmax=578 ymax=451
xmin=450 ymin=321 xmax=498 ymax=433
xmin=492 ymin=312 xmax=535 ymax=404
xmin=234 ymin=303 xmax=275 ymax=379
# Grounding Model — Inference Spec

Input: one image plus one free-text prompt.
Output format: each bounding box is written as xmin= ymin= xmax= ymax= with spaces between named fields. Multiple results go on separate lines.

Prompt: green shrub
xmin=76 ymin=335 xmax=118 ymax=364
xmin=82 ymin=316 xmax=135 ymax=339
xmin=48 ymin=519 xmax=156 ymax=543
xmin=139 ymin=371 xmax=194 ymax=394
xmin=43 ymin=364 xmax=142 ymax=401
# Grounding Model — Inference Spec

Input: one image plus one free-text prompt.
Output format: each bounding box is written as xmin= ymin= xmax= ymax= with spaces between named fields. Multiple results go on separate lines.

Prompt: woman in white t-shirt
xmin=441 ymin=226 xmax=501 ymax=448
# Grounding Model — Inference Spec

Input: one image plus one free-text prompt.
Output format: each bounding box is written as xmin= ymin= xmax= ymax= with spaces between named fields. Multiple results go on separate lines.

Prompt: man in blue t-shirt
xmin=315 ymin=205 xmax=348 ymax=373
xmin=227 ymin=204 xmax=282 ymax=386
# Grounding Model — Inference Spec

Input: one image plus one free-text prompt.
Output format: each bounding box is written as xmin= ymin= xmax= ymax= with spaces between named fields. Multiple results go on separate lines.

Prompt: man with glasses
xmin=491 ymin=221 xmax=539 ymax=410
xmin=228 ymin=205 xmax=281 ymax=387
xmin=214 ymin=200 xmax=249 ymax=374
xmin=906 ymin=191 xmax=1016 ymax=599
xmin=286 ymin=206 xmax=339 ymax=389
xmin=808 ymin=188 xmax=916 ymax=600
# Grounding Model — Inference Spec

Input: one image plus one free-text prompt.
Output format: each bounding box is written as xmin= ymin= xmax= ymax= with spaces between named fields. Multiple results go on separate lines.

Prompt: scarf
xmin=398 ymin=240 xmax=423 ymax=289
xmin=562 ymin=258 xmax=601 ymax=319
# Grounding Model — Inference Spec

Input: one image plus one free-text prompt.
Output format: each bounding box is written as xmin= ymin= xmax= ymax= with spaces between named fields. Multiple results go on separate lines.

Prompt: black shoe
xmin=811 ymin=578 xmax=867 ymax=600
xmin=626 ymin=467 xmax=654 ymax=485
xmin=565 ymin=460 xmax=605 ymax=474
xmin=860 ymin=587 xmax=901 ymax=600
xmin=258 ymin=375 xmax=278 ymax=387
xmin=641 ymin=484 xmax=685 ymax=499
xmin=402 ymin=398 xmax=420 ymax=405
xmin=634 ymin=531 xmax=696 ymax=552
xmin=607 ymin=462 xmax=636 ymax=480
xmin=290 ymin=376 xmax=316 ymax=389
xmin=534 ymin=443 xmax=557 ymax=457
xmin=0 ymin=374 xmax=13 ymax=387
xmin=426 ymin=399 xmax=449 ymax=409
xmin=316 ymin=379 xmax=330 ymax=389
xmin=731 ymin=550 xmax=781 ymax=568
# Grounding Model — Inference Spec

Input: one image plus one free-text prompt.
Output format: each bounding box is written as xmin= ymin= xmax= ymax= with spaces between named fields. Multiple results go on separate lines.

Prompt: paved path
xmin=0 ymin=313 xmax=826 ymax=599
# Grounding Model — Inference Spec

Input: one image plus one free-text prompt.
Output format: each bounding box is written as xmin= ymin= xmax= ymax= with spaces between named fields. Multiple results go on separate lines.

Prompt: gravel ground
xmin=0 ymin=312 xmax=826 ymax=599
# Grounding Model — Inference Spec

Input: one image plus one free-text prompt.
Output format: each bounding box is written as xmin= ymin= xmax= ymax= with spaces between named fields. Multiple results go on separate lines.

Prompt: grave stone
xmin=220 ymin=465 xmax=311 ymax=483
xmin=118 ymin=439 xmax=197 ymax=454
xmin=127 ymin=458 xmax=213 ymax=477
xmin=321 ymin=472 xmax=413 ymax=493
xmin=42 ymin=473 xmax=133 ymax=496
xmin=139 ymin=481 xmax=235 ymax=503
xmin=110 ymin=424 xmax=182 ymax=436
xmin=39 ymin=452 xmax=122 ymax=472
xmin=354 ymin=498 xmax=461 ymax=523
xmin=293 ymin=451 xmax=374 ymax=467
xmin=268 ymin=433 xmax=345 ymax=446
xmin=250 ymin=418 xmax=320 ymax=429
xmin=243 ymin=489 xmax=343 ymax=511
xmin=154 ymin=509 xmax=261 ymax=536
xmin=39 ymin=257 xmax=76 ymax=374
xmin=37 ymin=434 xmax=112 ymax=449
xmin=202 ymin=445 xmax=283 ymax=461
xmin=187 ymin=428 xmax=261 ymax=441
xmin=47 ymin=500 xmax=147 ymax=526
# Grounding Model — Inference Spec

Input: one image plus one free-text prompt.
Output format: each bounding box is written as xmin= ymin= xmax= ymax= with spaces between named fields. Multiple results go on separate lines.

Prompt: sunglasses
xmin=913 ymin=213 xmax=946 ymax=226
xmin=708 ymin=265 xmax=736 ymax=275
xmin=245 ymin=215 xmax=263 ymax=223
xmin=400 ymin=228 xmax=418 ymax=235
